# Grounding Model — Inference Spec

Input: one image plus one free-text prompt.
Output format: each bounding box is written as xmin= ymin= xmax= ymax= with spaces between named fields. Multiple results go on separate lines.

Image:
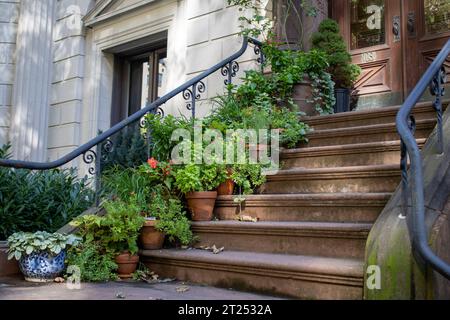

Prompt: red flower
xmin=147 ymin=158 xmax=158 ymax=169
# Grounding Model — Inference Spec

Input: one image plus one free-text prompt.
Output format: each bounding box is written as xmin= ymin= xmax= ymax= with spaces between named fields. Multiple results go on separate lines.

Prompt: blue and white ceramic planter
xmin=18 ymin=250 xmax=66 ymax=282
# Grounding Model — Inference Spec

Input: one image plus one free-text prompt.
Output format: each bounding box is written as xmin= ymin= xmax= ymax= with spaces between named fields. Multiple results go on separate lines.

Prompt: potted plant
xmin=174 ymin=163 xmax=227 ymax=221
xmin=102 ymin=200 xmax=145 ymax=278
xmin=311 ymin=19 xmax=361 ymax=113
xmin=147 ymin=187 xmax=194 ymax=247
xmin=217 ymin=167 xmax=235 ymax=196
xmin=7 ymin=231 xmax=79 ymax=282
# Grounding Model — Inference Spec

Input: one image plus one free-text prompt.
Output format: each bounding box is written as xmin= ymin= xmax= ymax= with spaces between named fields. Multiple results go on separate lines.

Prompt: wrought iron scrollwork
xmin=101 ymin=138 xmax=114 ymax=162
xmin=183 ymin=80 xmax=206 ymax=118
xmin=254 ymin=44 xmax=265 ymax=71
xmin=430 ymin=66 xmax=446 ymax=154
xmin=221 ymin=61 xmax=240 ymax=86
xmin=82 ymin=149 xmax=97 ymax=176
xmin=400 ymin=115 xmax=416 ymax=217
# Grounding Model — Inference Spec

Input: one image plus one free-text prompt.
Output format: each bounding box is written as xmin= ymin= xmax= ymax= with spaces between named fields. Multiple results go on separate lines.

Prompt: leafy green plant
xmin=145 ymin=113 xmax=193 ymax=162
xmin=272 ymin=107 xmax=310 ymax=148
xmin=7 ymin=231 xmax=80 ymax=261
xmin=71 ymin=200 xmax=145 ymax=256
xmin=65 ymin=242 xmax=118 ymax=282
xmin=174 ymin=163 xmax=227 ymax=194
xmin=0 ymin=149 xmax=94 ymax=240
xmin=311 ymin=19 xmax=361 ymax=88
xmin=148 ymin=185 xmax=194 ymax=246
xmin=230 ymin=164 xmax=266 ymax=195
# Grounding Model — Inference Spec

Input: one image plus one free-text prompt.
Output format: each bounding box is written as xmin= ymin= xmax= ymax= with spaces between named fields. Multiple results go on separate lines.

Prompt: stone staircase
xmin=141 ymin=101 xmax=446 ymax=299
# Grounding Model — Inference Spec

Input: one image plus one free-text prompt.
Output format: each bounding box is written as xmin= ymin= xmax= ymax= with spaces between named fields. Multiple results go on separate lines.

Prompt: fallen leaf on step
xmin=54 ymin=277 xmax=65 ymax=283
xmin=176 ymin=285 xmax=190 ymax=293
xmin=116 ymin=292 xmax=126 ymax=299
xmin=236 ymin=215 xmax=258 ymax=222
xmin=212 ymin=244 xmax=225 ymax=254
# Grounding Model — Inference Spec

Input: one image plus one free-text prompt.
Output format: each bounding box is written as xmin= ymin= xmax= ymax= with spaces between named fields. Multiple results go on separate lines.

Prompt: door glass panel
xmin=424 ymin=0 xmax=450 ymax=35
xmin=141 ymin=61 xmax=150 ymax=108
xmin=350 ymin=0 xmax=386 ymax=50
xmin=156 ymin=52 xmax=167 ymax=99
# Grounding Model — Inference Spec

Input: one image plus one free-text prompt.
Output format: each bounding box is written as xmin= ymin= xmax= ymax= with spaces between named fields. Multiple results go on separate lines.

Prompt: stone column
xmin=10 ymin=0 xmax=56 ymax=161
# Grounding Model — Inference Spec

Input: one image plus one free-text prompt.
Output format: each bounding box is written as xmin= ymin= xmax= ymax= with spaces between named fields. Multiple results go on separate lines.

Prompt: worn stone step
xmin=262 ymin=164 xmax=400 ymax=194
xmin=281 ymin=139 xmax=426 ymax=169
xmin=214 ymin=193 xmax=391 ymax=223
xmin=303 ymin=119 xmax=435 ymax=147
xmin=192 ymin=221 xmax=372 ymax=258
xmin=301 ymin=100 xmax=447 ymax=130
xmin=141 ymin=249 xmax=364 ymax=299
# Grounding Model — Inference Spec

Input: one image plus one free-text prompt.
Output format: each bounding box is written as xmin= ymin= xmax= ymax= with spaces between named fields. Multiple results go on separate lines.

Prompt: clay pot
xmin=185 ymin=191 xmax=218 ymax=221
xmin=292 ymin=78 xmax=315 ymax=116
xmin=139 ymin=220 xmax=165 ymax=250
xmin=217 ymin=179 xmax=235 ymax=196
xmin=115 ymin=252 xmax=139 ymax=279
xmin=217 ymin=168 xmax=235 ymax=196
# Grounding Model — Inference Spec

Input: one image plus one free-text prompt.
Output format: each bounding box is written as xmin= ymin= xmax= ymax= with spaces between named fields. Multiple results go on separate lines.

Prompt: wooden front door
xmin=331 ymin=0 xmax=450 ymax=109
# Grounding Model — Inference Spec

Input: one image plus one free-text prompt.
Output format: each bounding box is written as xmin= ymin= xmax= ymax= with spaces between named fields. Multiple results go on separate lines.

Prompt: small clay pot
xmin=217 ymin=168 xmax=235 ymax=196
xmin=185 ymin=191 xmax=218 ymax=221
xmin=139 ymin=220 xmax=165 ymax=250
xmin=115 ymin=252 xmax=139 ymax=279
xmin=217 ymin=179 xmax=235 ymax=196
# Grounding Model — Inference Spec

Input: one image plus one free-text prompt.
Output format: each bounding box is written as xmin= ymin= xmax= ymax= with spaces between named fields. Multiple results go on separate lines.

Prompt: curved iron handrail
xmin=396 ymin=39 xmax=450 ymax=279
xmin=0 ymin=37 xmax=263 ymax=170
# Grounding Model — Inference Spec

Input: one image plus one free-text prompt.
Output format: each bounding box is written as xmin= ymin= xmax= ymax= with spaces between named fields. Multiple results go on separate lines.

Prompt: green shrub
xmin=0 ymin=146 xmax=94 ymax=240
xmin=100 ymin=124 xmax=148 ymax=171
xmin=311 ymin=19 xmax=361 ymax=88
xmin=66 ymin=242 xmax=118 ymax=282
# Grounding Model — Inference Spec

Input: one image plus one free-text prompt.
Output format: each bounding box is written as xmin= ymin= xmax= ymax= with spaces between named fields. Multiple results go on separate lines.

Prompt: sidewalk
xmin=0 ymin=276 xmax=284 ymax=300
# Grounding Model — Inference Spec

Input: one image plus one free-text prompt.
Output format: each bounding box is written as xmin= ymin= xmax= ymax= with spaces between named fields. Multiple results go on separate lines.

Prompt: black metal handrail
xmin=396 ymin=39 xmax=450 ymax=279
xmin=0 ymin=37 xmax=263 ymax=172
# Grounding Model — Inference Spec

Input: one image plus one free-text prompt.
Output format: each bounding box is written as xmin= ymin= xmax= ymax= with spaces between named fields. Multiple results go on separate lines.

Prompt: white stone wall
xmin=48 ymin=0 xmax=95 ymax=162
xmin=1 ymin=0 xmax=264 ymax=168
xmin=0 ymin=0 xmax=20 ymax=146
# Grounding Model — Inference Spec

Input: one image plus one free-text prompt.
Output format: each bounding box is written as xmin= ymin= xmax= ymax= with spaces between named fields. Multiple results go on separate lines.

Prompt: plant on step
xmin=0 ymin=145 xmax=94 ymax=240
xmin=174 ymin=162 xmax=227 ymax=221
xmin=7 ymin=231 xmax=80 ymax=282
xmin=311 ymin=19 xmax=361 ymax=89
xmin=70 ymin=200 xmax=145 ymax=278
xmin=230 ymin=163 xmax=266 ymax=196
xmin=147 ymin=184 xmax=194 ymax=246
xmin=65 ymin=242 xmax=118 ymax=282
xmin=271 ymin=107 xmax=310 ymax=148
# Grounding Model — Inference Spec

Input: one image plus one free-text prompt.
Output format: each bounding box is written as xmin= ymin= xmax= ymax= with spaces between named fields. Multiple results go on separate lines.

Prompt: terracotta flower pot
xmin=185 ymin=191 xmax=218 ymax=221
xmin=217 ymin=179 xmax=235 ymax=196
xmin=217 ymin=168 xmax=234 ymax=196
xmin=115 ymin=252 xmax=139 ymax=279
xmin=139 ymin=220 xmax=165 ymax=250
xmin=292 ymin=78 xmax=316 ymax=116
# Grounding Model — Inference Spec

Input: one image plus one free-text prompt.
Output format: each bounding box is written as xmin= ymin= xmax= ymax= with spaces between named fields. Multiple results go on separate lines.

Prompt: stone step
xmin=214 ymin=193 xmax=391 ymax=223
xmin=303 ymin=119 xmax=435 ymax=148
xmin=141 ymin=249 xmax=364 ymax=299
xmin=262 ymin=164 xmax=400 ymax=194
xmin=301 ymin=101 xmax=447 ymax=130
xmin=281 ymin=139 xmax=426 ymax=169
xmin=192 ymin=221 xmax=372 ymax=258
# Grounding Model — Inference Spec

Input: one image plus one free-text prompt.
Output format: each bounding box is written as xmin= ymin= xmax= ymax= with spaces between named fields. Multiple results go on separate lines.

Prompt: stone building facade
xmin=0 ymin=0 xmax=267 ymax=165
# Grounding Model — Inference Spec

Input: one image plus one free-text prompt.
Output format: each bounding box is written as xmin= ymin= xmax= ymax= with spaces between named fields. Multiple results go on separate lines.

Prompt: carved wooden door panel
xmin=331 ymin=0 xmax=450 ymax=109
xmin=403 ymin=0 xmax=450 ymax=96
xmin=332 ymin=0 xmax=403 ymax=109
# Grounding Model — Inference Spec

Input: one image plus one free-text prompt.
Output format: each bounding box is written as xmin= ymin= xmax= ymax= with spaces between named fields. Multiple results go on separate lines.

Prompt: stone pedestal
xmin=10 ymin=0 xmax=56 ymax=161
